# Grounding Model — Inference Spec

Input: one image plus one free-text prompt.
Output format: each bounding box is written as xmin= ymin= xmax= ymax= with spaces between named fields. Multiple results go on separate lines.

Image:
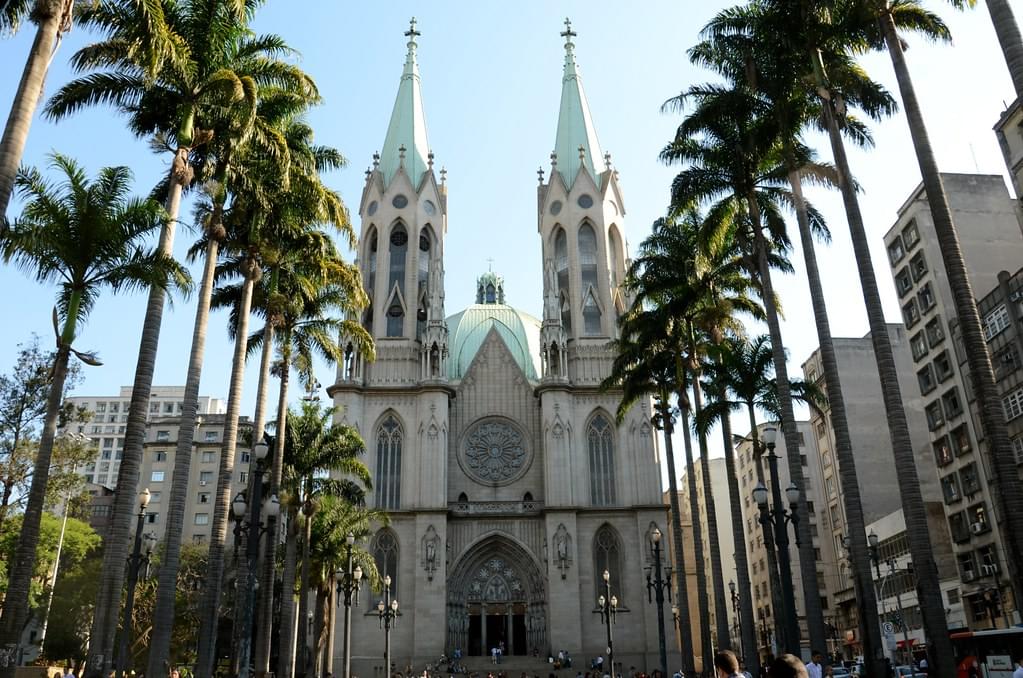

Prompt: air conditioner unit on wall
xmin=981 ymin=563 xmax=999 ymax=576
xmin=971 ymin=522 xmax=987 ymax=534
xmin=199 ymin=480 xmax=208 ymax=486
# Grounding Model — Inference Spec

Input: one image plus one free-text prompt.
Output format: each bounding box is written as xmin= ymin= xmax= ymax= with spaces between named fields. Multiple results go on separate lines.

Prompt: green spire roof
xmin=379 ymin=18 xmax=431 ymax=188
xmin=554 ymin=18 xmax=603 ymax=188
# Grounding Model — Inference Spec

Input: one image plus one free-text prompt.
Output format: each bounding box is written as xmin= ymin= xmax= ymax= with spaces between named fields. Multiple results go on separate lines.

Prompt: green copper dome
xmin=446 ymin=304 xmax=542 ymax=380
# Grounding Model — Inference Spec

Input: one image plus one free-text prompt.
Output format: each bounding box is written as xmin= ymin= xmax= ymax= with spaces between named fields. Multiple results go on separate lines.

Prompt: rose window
xmin=463 ymin=421 xmax=527 ymax=483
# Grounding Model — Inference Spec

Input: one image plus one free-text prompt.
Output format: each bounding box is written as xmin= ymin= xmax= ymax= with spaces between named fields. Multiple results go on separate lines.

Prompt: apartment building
xmin=994 ymin=100 xmax=1023 ymax=213
xmin=882 ymin=173 xmax=1023 ymax=628
xmin=800 ymin=324 xmax=942 ymax=647
xmin=678 ymin=457 xmax=738 ymax=650
xmin=62 ymin=385 xmax=226 ymax=489
xmin=733 ymin=421 xmax=833 ymax=660
xmin=88 ymin=413 xmax=253 ymax=546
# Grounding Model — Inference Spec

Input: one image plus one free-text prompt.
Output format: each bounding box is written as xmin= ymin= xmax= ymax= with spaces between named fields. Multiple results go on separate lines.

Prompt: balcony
xmin=449 ymin=500 xmax=544 ymax=516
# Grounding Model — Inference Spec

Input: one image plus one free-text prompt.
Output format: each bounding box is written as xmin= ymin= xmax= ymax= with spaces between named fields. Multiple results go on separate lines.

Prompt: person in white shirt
xmin=1012 ymin=658 xmax=1023 ymax=678
xmin=805 ymin=652 xmax=823 ymax=678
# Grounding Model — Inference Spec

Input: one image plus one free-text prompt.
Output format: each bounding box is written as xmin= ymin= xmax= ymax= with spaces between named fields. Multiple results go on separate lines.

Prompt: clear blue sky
xmin=0 ymin=1 xmax=1018 ymax=461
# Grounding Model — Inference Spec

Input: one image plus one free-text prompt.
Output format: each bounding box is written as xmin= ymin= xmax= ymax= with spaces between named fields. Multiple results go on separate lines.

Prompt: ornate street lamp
xmin=598 ymin=569 xmax=618 ymax=678
xmin=231 ymin=437 xmax=278 ymax=678
xmin=336 ymin=532 xmax=364 ymax=678
xmin=116 ymin=489 xmax=156 ymax=678
xmin=646 ymin=528 xmax=672 ymax=677
xmin=729 ymin=580 xmax=743 ymax=660
xmin=378 ymin=575 xmax=399 ymax=678
xmin=752 ymin=425 xmax=801 ymax=654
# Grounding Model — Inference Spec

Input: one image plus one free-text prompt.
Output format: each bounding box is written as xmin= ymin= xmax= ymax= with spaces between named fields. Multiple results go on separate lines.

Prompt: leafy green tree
xmin=40 ymin=547 xmax=102 ymax=667
xmin=0 ymin=155 xmax=186 ymax=677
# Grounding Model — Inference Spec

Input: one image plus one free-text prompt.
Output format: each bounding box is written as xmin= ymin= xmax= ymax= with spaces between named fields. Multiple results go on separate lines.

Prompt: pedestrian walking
xmin=714 ymin=651 xmax=743 ymax=678
xmin=770 ymin=656 xmax=808 ymax=678
xmin=805 ymin=653 xmax=823 ymax=678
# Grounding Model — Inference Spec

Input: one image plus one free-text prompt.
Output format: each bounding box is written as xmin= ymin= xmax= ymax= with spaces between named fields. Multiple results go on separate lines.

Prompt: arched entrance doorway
xmin=446 ymin=534 xmax=548 ymax=657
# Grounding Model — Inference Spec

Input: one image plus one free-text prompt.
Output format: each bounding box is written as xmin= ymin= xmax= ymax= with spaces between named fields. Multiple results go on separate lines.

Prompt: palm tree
xmin=44 ymin=3 xmax=312 ymax=666
xmin=0 ymin=154 xmax=185 ymax=678
xmin=277 ymin=402 xmax=371 ymax=678
xmin=306 ymin=496 xmax=384 ymax=676
xmin=604 ymin=301 xmax=696 ymax=676
xmin=692 ymin=11 xmax=896 ymax=671
xmin=864 ymin=0 xmax=1023 ymax=628
xmin=145 ymin=91 xmax=317 ymax=678
xmin=661 ymin=83 xmax=827 ymax=653
xmin=977 ymin=0 xmax=1023 ymax=95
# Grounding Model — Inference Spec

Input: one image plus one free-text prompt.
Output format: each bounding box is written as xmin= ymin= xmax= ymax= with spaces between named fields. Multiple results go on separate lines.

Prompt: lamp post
xmin=868 ymin=535 xmax=915 ymax=677
xmin=646 ymin=529 xmax=672 ymax=677
xmin=230 ymin=438 xmax=278 ymax=678
xmin=116 ymin=489 xmax=156 ymax=678
xmin=729 ymin=580 xmax=743 ymax=660
xmin=598 ymin=569 xmax=618 ymax=678
xmin=377 ymin=575 xmax=398 ymax=678
xmin=752 ymin=425 xmax=801 ymax=655
xmin=336 ymin=533 xmax=364 ymax=678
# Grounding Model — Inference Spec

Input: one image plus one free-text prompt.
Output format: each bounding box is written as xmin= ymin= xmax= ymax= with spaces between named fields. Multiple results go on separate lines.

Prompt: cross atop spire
xmin=377 ymin=17 xmax=432 ymax=187
xmin=552 ymin=19 xmax=603 ymax=187
xmin=406 ymin=16 xmax=420 ymax=39
xmin=561 ymin=17 xmax=576 ymax=63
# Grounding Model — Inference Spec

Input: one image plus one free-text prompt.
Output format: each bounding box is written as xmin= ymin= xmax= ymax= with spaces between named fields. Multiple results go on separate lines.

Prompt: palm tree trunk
xmin=195 ymin=263 xmax=258 ymax=677
xmin=877 ymin=14 xmax=1014 ymax=672
xmin=0 ymin=0 xmax=68 ymax=219
xmin=678 ymin=393 xmax=712 ymax=671
xmin=786 ymin=167 xmax=883 ymax=672
xmin=659 ymin=395 xmax=696 ymax=677
xmin=279 ymin=506 xmax=300 ymax=678
xmin=256 ymin=335 xmax=292 ymax=678
xmin=146 ymin=237 xmax=219 ymax=678
xmin=0 ymin=342 xmax=70 ymax=678
xmin=233 ymin=321 xmax=275 ymax=677
xmin=986 ymin=0 xmax=1023 ymax=96
xmin=325 ymin=582 xmax=336 ymax=676
xmin=717 ymin=390 xmax=758 ymax=676
xmin=296 ymin=494 xmax=313 ymax=678
xmin=747 ymin=193 xmax=826 ymax=654
xmin=690 ymin=369 xmax=731 ymax=651
xmin=88 ymin=151 xmax=188 ymax=676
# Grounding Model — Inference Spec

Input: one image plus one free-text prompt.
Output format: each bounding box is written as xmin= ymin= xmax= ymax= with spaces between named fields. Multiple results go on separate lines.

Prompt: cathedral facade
xmin=329 ymin=20 xmax=675 ymax=675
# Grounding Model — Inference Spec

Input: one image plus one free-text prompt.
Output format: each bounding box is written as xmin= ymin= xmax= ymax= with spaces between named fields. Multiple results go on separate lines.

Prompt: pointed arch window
xmin=387 ymin=225 xmax=408 ymax=336
xmin=578 ymin=224 xmax=601 ymax=335
xmin=364 ymin=229 xmax=378 ymax=334
xmin=554 ymin=228 xmax=572 ymax=333
xmin=594 ymin=524 xmax=623 ymax=602
xmin=376 ymin=415 xmax=402 ymax=509
xmin=588 ymin=414 xmax=615 ymax=506
xmin=373 ymin=528 xmax=399 ymax=594
xmin=608 ymin=225 xmax=625 ymax=287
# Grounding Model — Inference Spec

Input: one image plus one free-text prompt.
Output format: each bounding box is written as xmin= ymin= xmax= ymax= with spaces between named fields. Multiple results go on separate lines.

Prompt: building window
xmin=978 ymin=544 xmax=1000 ymax=575
xmin=949 ymin=513 xmax=970 ymax=544
xmin=909 ymin=251 xmax=928 ymax=282
xmin=925 ymin=401 xmax=945 ymax=431
xmin=941 ymin=473 xmax=961 ymax=504
xmin=917 ymin=282 xmax=936 ymax=313
xmin=895 ymin=268 xmax=913 ymax=297
xmin=925 ymin=317 xmax=945 ymax=347
xmin=960 ymin=463 xmax=981 ymax=496
xmin=373 ymin=529 xmax=399 ymax=594
xmin=239 ymin=471 xmax=248 ymax=483
xmin=199 ymin=471 xmax=213 ymax=484
xmin=146 ymin=512 xmax=159 ymax=524
xmin=984 ymin=304 xmax=1011 ymax=341
xmin=156 ymin=430 xmax=170 ymax=442
xmin=151 ymin=471 xmax=165 ymax=482
xmin=1013 ymin=436 xmax=1023 ymax=465
xmin=579 ymin=224 xmax=602 ymax=335
xmin=240 ymin=451 xmax=250 ymax=464
xmin=902 ymin=220 xmax=920 ymax=249
xmin=947 ymin=588 xmax=960 ymax=605
xmin=967 ymin=502 xmax=990 ymax=534
xmin=198 ymin=492 xmax=210 ymax=504
xmin=554 ymin=228 xmax=572 ymax=334
xmin=994 ymin=345 xmax=1018 ymax=378
xmin=194 ymin=513 xmax=209 ymax=526
xmin=201 ymin=450 xmax=215 ymax=463
xmin=917 ymin=364 xmax=936 ymax=395
xmin=376 ymin=415 xmax=403 ymax=510
xmin=386 ymin=224 xmax=408 ymax=337
xmin=1003 ymin=387 xmax=1023 ymax=421
xmin=933 ymin=351 xmax=954 ymax=382
xmin=902 ymin=299 xmax=920 ymax=328
xmin=193 ymin=534 xmax=206 ymax=544
xmin=911 ymin=332 xmax=928 ymax=362
xmin=888 ymin=237 xmax=905 ymax=265
xmin=154 ymin=451 xmax=167 ymax=462
xmin=594 ymin=524 xmax=623 ymax=602
xmin=933 ymin=436 xmax=954 ymax=467
xmin=825 ymin=475 xmax=836 ymax=498
xmin=943 ymin=388 xmax=963 ymax=419
xmin=149 ymin=491 xmax=161 ymax=503
xmin=588 ymin=414 xmax=616 ymax=506
xmin=951 ymin=424 xmax=972 ymax=457
xmin=204 ymin=430 xmax=218 ymax=442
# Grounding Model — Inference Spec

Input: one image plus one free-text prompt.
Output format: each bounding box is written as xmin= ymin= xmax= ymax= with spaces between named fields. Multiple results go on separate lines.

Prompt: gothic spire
xmin=553 ymin=18 xmax=603 ymax=188
xmin=379 ymin=17 xmax=432 ymax=188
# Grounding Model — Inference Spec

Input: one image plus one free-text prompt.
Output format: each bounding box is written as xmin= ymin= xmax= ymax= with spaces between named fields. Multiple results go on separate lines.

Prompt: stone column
xmin=508 ymin=606 xmax=515 ymax=655
xmin=481 ymin=603 xmax=488 ymax=656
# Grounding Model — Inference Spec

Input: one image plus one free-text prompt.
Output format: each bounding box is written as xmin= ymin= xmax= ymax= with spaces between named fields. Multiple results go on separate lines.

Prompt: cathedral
xmin=329 ymin=19 xmax=675 ymax=675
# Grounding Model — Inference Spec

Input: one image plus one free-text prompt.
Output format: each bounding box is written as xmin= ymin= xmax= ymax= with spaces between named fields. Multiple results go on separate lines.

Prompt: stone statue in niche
xmin=422 ymin=525 xmax=441 ymax=581
xmin=553 ymin=523 xmax=572 ymax=579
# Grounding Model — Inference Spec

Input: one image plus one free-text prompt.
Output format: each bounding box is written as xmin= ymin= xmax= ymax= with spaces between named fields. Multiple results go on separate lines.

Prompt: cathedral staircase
xmin=453 ymin=656 xmax=570 ymax=677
